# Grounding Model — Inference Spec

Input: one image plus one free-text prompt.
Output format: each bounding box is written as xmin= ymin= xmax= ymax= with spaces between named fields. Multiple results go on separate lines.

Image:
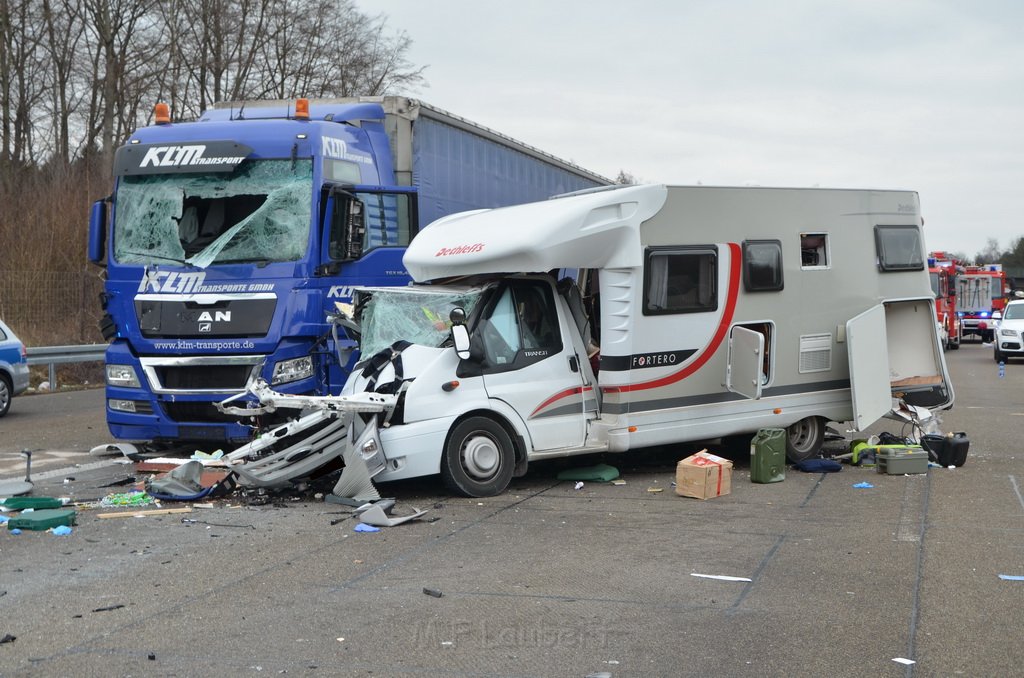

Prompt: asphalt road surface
xmin=1 ymin=341 xmax=1022 ymax=677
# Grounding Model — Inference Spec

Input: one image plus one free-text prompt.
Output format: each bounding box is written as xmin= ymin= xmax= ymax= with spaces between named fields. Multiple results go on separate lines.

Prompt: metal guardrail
xmin=26 ymin=344 xmax=107 ymax=389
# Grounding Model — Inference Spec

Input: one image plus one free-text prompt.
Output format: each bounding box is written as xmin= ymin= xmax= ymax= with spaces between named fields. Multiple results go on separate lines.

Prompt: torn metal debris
xmin=215 ymin=379 xmax=396 ymax=498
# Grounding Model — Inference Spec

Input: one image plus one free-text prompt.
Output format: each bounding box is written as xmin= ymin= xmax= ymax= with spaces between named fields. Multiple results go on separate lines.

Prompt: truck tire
xmin=441 ymin=416 xmax=515 ymax=497
xmin=949 ymin=326 xmax=961 ymax=350
xmin=0 ymin=374 xmax=11 ymax=417
xmin=785 ymin=416 xmax=825 ymax=462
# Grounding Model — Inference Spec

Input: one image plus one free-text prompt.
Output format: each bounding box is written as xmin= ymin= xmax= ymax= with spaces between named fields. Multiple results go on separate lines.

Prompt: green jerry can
xmin=750 ymin=428 xmax=786 ymax=483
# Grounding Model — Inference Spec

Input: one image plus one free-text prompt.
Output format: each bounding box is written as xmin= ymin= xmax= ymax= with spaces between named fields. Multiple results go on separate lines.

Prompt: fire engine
xmin=955 ymin=262 xmax=1008 ymax=342
xmin=928 ymin=252 xmax=961 ymax=350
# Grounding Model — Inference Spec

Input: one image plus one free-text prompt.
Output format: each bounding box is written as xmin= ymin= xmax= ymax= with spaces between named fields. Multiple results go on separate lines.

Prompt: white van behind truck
xmin=222 ymin=184 xmax=954 ymax=497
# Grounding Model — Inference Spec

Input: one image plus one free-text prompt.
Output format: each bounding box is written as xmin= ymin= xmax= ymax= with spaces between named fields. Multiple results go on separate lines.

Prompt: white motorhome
xmin=222 ymin=184 xmax=953 ymax=497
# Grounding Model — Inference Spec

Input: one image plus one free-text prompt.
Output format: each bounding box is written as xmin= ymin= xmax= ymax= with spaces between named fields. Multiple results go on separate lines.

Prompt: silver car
xmin=994 ymin=299 xmax=1024 ymax=363
xmin=0 ymin=318 xmax=30 ymax=416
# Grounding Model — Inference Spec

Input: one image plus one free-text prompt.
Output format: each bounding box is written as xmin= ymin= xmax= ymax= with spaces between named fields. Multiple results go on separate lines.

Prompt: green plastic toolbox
xmin=6 ymin=508 xmax=77 ymax=531
xmin=750 ymin=428 xmax=786 ymax=483
xmin=874 ymin=446 xmax=928 ymax=475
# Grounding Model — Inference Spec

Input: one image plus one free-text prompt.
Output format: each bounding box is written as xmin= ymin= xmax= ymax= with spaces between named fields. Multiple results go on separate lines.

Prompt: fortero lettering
xmin=631 ymin=352 xmax=680 ymax=369
xmin=435 ymin=243 xmax=485 ymax=257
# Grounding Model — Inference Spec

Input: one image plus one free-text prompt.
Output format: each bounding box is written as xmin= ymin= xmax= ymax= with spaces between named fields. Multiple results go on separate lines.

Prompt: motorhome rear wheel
xmin=785 ymin=416 xmax=826 ymax=462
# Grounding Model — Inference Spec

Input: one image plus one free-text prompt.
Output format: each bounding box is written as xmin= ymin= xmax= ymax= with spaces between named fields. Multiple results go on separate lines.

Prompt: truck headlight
xmin=106 ymin=364 xmax=140 ymax=388
xmin=272 ymin=356 xmax=314 ymax=385
xmin=108 ymin=399 xmax=138 ymax=413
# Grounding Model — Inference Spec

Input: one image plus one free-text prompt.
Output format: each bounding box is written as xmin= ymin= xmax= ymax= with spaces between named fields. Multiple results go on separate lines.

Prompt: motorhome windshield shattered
xmin=113 ymin=159 xmax=313 ymax=267
xmin=359 ymin=288 xmax=484 ymax=357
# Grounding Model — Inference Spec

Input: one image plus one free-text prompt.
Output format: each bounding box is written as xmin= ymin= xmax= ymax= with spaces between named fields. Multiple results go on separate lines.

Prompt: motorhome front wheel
xmin=441 ymin=416 xmax=515 ymax=498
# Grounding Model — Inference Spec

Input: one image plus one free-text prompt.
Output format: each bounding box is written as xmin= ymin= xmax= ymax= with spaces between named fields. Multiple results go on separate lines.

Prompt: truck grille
xmin=164 ymin=401 xmax=242 ymax=424
xmin=139 ymin=356 xmax=264 ymax=394
xmin=157 ymin=364 xmax=254 ymax=390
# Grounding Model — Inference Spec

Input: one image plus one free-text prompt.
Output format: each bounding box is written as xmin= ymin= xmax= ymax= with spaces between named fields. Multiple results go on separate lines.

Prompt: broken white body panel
xmin=222 ymin=184 xmax=954 ymax=496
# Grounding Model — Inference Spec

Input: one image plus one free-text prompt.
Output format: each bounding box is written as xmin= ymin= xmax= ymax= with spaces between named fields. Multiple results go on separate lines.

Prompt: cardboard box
xmin=676 ymin=450 xmax=733 ymax=499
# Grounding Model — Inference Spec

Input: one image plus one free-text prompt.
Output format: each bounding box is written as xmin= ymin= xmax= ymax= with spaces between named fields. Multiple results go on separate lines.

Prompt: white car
xmin=994 ymin=299 xmax=1024 ymax=363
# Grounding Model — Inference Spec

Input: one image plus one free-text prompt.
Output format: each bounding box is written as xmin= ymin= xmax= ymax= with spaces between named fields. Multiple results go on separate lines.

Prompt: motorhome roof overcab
xmin=221 ymin=184 xmax=953 ymax=497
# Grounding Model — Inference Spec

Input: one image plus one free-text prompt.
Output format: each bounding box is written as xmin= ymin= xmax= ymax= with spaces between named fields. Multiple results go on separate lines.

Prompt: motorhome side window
xmin=643 ymin=247 xmax=718 ymax=315
xmin=875 ymin=225 xmax=925 ymax=272
xmin=800 ymin=233 xmax=829 ymax=269
xmin=477 ymin=281 xmax=561 ymax=369
xmin=742 ymin=240 xmax=784 ymax=292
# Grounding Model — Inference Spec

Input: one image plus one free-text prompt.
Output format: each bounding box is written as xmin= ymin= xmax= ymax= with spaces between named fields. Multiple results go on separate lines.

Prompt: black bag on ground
xmin=920 ymin=433 xmax=970 ymax=467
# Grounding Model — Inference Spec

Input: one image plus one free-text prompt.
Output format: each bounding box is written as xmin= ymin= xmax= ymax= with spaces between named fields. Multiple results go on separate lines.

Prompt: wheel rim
xmin=788 ymin=418 xmax=819 ymax=454
xmin=461 ymin=433 xmax=501 ymax=481
xmin=0 ymin=383 xmax=9 ymax=411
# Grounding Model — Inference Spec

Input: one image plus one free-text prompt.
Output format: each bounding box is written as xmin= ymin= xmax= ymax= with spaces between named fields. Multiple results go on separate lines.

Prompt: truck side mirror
xmin=449 ymin=308 xmax=471 ymax=360
xmin=326 ymin=189 xmax=366 ymax=262
xmin=341 ymin=197 xmax=365 ymax=261
xmin=88 ymin=199 xmax=107 ymax=264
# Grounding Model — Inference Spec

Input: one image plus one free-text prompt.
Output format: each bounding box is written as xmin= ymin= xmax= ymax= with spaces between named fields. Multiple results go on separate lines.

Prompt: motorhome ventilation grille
xmin=799 ymin=334 xmax=832 ymax=373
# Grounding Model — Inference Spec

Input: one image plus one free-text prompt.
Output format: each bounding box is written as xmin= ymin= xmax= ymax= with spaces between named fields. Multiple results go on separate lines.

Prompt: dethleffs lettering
xmin=435 ymin=243 xmax=485 ymax=257
xmin=139 ymin=145 xmax=246 ymax=168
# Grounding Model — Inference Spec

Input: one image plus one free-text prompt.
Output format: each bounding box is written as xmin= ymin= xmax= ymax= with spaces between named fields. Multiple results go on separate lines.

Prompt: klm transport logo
xmin=139 ymin=145 xmax=247 ymax=169
xmin=321 ymin=137 xmax=373 ymax=165
xmin=138 ymin=271 xmax=274 ymax=294
xmin=140 ymin=271 xmax=207 ymax=293
xmin=327 ymin=285 xmax=353 ymax=299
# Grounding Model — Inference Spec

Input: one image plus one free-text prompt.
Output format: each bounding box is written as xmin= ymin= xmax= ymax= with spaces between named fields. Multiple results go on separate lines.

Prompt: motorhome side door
xmin=476 ymin=280 xmax=590 ymax=451
xmin=726 ymin=326 xmax=764 ymax=400
xmin=846 ymin=304 xmax=892 ymax=431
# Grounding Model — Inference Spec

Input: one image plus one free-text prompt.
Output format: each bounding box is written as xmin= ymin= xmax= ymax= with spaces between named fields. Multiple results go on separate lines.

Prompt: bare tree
xmin=973 ymin=237 xmax=1004 ymax=265
xmin=615 ymin=170 xmax=638 ymax=185
xmin=80 ymin=0 xmax=159 ymax=167
xmin=41 ymin=0 xmax=85 ymax=164
xmin=0 ymin=0 xmax=48 ymax=170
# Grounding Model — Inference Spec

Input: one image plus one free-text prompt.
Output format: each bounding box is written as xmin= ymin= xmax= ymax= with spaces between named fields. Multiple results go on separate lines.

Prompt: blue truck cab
xmin=88 ymin=96 xmax=608 ymax=446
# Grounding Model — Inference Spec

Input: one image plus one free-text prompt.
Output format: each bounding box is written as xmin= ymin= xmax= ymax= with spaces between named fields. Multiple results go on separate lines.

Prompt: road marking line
xmin=0 ymin=458 xmax=126 ymax=482
xmin=1010 ymin=475 xmax=1024 ymax=514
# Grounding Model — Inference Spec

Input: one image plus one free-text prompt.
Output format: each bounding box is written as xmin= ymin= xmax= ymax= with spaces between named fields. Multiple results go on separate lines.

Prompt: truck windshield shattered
xmin=113 ymin=159 xmax=313 ymax=268
xmin=357 ymin=287 xmax=486 ymax=357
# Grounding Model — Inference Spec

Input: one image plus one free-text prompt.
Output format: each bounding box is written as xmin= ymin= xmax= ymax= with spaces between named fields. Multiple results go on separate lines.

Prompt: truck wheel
xmin=950 ymin=327 xmax=960 ymax=350
xmin=0 ymin=374 xmax=11 ymax=417
xmin=785 ymin=416 xmax=825 ymax=462
xmin=441 ymin=416 xmax=515 ymax=497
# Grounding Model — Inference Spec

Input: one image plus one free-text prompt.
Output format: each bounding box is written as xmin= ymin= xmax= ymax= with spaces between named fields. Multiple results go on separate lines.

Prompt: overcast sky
xmin=355 ymin=0 xmax=1023 ymax=259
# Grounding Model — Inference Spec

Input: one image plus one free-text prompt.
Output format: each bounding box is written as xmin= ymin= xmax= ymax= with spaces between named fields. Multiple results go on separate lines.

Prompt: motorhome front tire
xmin=785 ymin=416 xmax=826 ymax=462
xmin=441 ymin=416 xmax=515 ymax=497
